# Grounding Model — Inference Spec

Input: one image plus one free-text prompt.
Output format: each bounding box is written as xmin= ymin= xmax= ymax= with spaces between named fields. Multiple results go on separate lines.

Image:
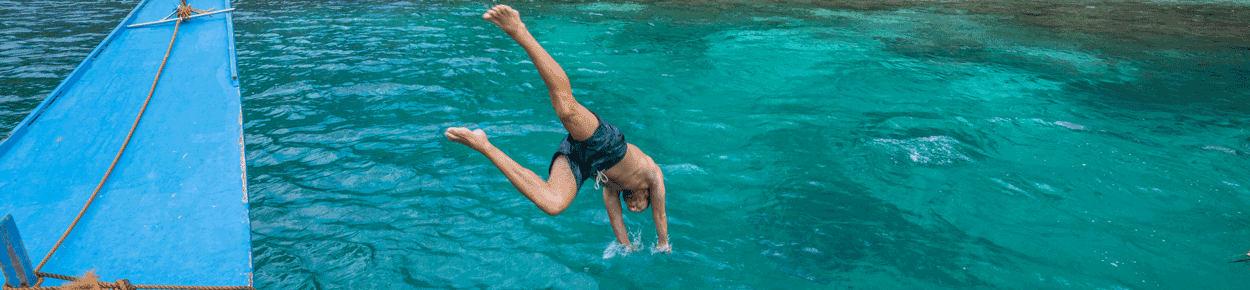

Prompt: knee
xmin=541 ymin=204 xmax=567 ymax=216
xmin=537 ymin=190 xmax=571 ymax=216
xmin=552 ymin=94 xmax=580 ymax=118
xmin=555 ymin=105 xmax=579 ymax=121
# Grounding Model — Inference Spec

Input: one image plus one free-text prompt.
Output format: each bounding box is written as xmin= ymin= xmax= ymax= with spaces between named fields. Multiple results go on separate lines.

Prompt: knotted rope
xmin=127 ymin=1 xmax=233 ymax=29
xmin=174 ymin=0 xmax=210 ymax=19
xmin=21 ymin=2 xmax=250 ymax=290
xmin=1 ymin=272 xmax=254 ymax=290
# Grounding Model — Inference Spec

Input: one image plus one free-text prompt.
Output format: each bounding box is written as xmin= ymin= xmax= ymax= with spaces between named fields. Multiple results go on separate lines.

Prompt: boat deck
xmin=0 ymin=0 xmax=250 ymax=286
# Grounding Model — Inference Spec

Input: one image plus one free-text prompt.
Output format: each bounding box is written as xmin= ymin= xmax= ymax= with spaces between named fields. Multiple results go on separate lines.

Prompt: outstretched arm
xmin=650 ymin=172 xmax=670 ymax=253
xmin=602 ymin=188 xmax=636 ymax=250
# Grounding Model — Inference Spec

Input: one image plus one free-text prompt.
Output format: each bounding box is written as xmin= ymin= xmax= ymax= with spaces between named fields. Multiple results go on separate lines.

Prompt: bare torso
xmin=601 ymin=144 xmax=658 ymax=192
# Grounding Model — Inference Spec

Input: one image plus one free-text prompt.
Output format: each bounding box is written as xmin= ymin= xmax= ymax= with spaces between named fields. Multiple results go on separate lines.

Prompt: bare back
xmin=601 ymin=144 xmax=659 ymax=192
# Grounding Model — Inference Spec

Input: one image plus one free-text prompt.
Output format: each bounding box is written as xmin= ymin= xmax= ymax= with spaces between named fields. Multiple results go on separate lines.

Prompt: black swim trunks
xmin=549 ymin=112 xmax=627 ymax=192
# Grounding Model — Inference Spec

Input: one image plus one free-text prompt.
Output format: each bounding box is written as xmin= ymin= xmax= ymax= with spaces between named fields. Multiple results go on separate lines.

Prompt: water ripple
xmin=0 ymin=0 xmax=132 ymax=133
xmin=6 ymin=0 xmax=1249 ymax=289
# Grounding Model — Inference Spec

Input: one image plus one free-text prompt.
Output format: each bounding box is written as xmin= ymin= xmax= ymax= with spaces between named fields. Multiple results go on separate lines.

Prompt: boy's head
xmin=621 ymin=189 xmax=650 ymax=212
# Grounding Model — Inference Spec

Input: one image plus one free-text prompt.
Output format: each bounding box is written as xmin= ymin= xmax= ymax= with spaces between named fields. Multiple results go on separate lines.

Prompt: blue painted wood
xmin=0 ymin=0 xmax=146 ymax=156
xmin=0 ymin=0 xmax=250 ymax=287
xmin=2 ymin=215 xmax=37 ymax=287
xmin=225 ymin=0 xmax=239 ymax=87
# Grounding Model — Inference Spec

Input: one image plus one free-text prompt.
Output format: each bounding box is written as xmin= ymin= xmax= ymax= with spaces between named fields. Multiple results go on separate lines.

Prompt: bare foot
xmin=482 ymin=5 xmax=526 ymax=34
xmin=444 ymin=127 xmax=490 ymax=151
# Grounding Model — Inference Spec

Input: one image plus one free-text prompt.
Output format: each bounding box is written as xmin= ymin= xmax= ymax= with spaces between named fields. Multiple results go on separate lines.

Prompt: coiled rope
xmin=13 ymin=2 xmax=252 ymax=290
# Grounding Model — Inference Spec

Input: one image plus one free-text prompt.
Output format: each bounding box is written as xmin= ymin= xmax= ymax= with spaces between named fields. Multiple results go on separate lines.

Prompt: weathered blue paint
xmin=2 ymin=215 xmax=37 ymax=287
xmin=0 ymin=0 xmax=250 ymax=287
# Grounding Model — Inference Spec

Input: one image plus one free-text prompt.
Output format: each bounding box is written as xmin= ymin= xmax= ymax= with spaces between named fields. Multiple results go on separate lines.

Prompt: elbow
xmin=649 ymin=172 xmax=666 ymax=199
xmin=650 ymin=188 xmax=665 ymax=201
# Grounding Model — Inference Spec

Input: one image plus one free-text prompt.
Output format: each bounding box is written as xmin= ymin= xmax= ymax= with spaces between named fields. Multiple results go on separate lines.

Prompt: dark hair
xmin=620 ymin=190 xmax=650 ymax=211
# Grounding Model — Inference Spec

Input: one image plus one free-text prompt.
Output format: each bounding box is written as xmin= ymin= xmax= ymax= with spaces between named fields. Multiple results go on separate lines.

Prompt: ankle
xmin=504 ymin=24 xmax=528 ymax=37
xmin=473 ymin=142 xmax=496 ymax=153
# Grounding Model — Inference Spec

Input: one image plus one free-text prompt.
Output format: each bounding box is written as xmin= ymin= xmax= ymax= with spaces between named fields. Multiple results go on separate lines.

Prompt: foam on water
xmin=872 ymin=136 xmax=974 ymax=165
xmin=601 ymin=228 xmax=643 ymax=259
xmin=1055 ymin=121 xmax=1086 ymax=131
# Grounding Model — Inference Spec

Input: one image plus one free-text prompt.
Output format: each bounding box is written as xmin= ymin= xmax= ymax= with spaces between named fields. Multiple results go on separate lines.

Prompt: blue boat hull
xmin=0 ymin=0 xmax=250 ymax=286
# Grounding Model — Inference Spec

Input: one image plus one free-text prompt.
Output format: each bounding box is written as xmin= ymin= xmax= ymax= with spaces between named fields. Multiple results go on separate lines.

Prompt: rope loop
xmin=175 ymin=0 xmax=212 ymax=19
xmin=593 ymin=171 xmax=609 ymax=190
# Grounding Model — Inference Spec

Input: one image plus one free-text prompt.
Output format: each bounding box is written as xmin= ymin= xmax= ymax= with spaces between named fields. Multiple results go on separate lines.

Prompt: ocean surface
xmin=3 ymin=0 xmax=1249 ymax=289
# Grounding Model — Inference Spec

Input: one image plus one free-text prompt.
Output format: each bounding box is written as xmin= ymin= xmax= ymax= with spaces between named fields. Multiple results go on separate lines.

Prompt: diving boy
xmin=444 ymin=5 xmax=670 ymax=253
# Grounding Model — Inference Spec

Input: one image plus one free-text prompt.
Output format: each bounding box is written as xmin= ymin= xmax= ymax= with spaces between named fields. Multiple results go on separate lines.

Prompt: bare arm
xmin=650 ymin=172 xmax=670 ymax=253
xmin=602 ymin=188 xmax=636 ymax=250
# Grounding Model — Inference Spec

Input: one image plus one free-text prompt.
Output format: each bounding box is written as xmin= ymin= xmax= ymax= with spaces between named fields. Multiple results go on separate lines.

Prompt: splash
xmin=650 ymin=241 xmax=672 ymax=254
xmin=602 ymin=228 xmax=643 ymax=259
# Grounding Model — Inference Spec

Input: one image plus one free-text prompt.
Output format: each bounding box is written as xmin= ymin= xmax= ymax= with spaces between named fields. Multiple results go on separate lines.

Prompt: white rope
xmin=127 ymin=8 xmax=234 ymax=28
xmin=159 ymin=10 xmax=177 ymax=21
xmin=161 ymin=7 xmax=216 ymax=20
xmin=593 ymin=171 xmax=609 ymax=190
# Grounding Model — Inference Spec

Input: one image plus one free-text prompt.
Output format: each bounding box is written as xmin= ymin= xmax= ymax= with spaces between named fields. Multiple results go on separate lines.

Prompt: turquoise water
xmin=5 ymin=0 xmax=1250 ymax=289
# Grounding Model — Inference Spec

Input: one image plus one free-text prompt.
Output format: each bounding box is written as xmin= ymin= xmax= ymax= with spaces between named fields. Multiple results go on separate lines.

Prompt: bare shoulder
xmin=624 ymin=144 xmax=657 ymax=167
xmin=624 ymin=144 xmax=662 ymax=180
xmin=603 ymin=143 xmax=661 ymax=190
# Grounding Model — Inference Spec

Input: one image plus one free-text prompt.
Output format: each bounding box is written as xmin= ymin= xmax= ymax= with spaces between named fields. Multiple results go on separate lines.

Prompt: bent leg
xmin=482 ymin=5 xmax=598 ymax=141
xmin=446 ymin=127 xmax=578 ymax=215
